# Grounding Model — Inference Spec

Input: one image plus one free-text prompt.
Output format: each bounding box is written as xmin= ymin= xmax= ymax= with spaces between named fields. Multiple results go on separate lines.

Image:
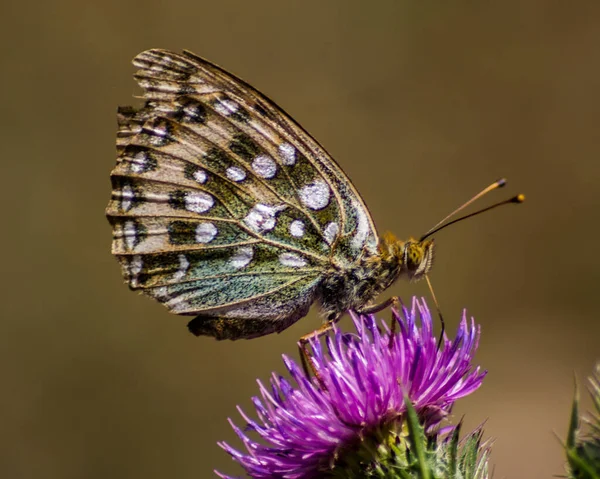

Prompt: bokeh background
xmin=2 ymin=1 xmax=599 ymax=477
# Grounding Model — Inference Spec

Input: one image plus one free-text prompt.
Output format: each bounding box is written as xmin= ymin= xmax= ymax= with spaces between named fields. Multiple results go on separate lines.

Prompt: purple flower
xmin=216 ymin=297 xmax=486 ymax=478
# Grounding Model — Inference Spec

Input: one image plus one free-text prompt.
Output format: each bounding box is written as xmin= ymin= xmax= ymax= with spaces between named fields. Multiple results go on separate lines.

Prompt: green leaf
xmin=404 ymin=395 xmax=431 ymax=479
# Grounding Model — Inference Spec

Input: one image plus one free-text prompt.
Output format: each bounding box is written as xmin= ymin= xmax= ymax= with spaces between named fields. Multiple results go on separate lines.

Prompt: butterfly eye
xmin=403 ymin=241 xmax=434 ymax=280
xmin=403 ymin=243 xmax=421 ymax=270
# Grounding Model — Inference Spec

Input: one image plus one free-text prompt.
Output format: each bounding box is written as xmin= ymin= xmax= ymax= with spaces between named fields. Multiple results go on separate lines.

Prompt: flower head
xmin=217 ymin=297 xmax=486 ymax=478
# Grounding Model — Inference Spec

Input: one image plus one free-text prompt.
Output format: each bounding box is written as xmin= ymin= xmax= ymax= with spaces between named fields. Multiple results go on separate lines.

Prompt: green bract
xmin=565 ymin=364 xmax=600 ymax=479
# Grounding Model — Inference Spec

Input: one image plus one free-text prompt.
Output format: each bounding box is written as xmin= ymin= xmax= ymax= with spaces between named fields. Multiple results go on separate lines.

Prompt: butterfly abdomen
xmin=187 ymin=306 xmax=311 ymax=340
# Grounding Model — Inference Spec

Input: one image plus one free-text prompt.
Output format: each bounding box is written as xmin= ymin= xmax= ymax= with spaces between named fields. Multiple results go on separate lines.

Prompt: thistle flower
xmin=217 ymin=297 xmax=487 ymax=478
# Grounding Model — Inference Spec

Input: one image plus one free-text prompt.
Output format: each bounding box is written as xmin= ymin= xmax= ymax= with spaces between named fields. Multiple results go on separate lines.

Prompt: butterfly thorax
xmin=317 ymin=233 xmax=435 ymax=320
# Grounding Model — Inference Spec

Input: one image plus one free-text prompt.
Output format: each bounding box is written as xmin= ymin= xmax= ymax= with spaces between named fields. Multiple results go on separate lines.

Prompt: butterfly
xmin=107 ymin=49 xmax=452 ymax=342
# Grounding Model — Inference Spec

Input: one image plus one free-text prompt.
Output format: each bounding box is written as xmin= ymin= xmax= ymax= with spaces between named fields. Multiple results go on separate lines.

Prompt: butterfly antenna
xmin=420 ymin=178 xmax=507 ymax=239
xmin=420 ymin=179 xmax=525 ymax=241
xmin=425 ymin=275 xmax=445 ymax=349
xmin=421 ymin=193 xmax=525 ymax=241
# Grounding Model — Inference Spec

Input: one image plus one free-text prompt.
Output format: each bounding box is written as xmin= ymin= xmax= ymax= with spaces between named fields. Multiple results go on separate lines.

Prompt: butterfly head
xmin=402 ymin=238 xmax=435 ymax=281
xmin=380 ymin=233 xmax=435 ymax=282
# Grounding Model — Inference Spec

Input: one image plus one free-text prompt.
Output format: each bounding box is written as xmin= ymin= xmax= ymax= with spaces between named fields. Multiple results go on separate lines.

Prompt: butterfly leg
xmin=357 ymin=296 xmax=401 ymax=348
xmin=299 ymin=321 xmax=367 ymax=431
xmin=298 ymin=321 xmax=335 ymax=384
xmin=357 ymin=296 xmax=400 ymax=315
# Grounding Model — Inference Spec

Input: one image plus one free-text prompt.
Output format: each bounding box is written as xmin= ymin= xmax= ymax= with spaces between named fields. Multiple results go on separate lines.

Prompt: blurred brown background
xmin=2 ymin=1 xmax=599 ymax=477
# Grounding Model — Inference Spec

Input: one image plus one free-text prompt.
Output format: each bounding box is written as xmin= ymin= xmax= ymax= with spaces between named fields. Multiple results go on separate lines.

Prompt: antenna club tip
xmin=496 ymin=178 xmax=507 ymax=188
xmin=516 ymin=193 xmax=525 ymax=203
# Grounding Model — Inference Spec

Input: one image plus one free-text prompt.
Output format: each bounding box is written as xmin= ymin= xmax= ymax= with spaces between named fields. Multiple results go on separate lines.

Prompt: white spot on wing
xmin=243 ymin=204 xmax=286 ymax=232
xmin=153 ymin=286 xmax=170 ymax=300
xmin=226 ymin=166 xmax=247 ymax=182
xmin=214 ymin=99 xmax=239 ymax=116
xmin=129 ymin=255 xmax=143 ymax=287
xmin=123 ymin=220 xmax=137 ymax=250
xmin=350 ymin=198 xmax=372 ymax=252
xmin=195 ymin=222 xmax=217 ymax=243
xmin=148 ymin=122 xmax=169 ymax=146
xmin=193 ymin=169 xmax=207 ymax=184
xmin=323 ymin=222 xmax=339 ymax=245
xmin=153 ymin=123 xmax=167 ymax=136
xmin=130 ymin=255 xmax=143 ymax=274
xmin=185 ymin=192 xmax=214 ymax=213
xmin=121 ymin=185 xmax=135 ymax=211
xmin=279 ymin=252 xmax=307 ymax=268
xmin=289 ymin=219 xmax=305 ymax=237
xmin=252 ymin=155 xmax=277 ymax=178
xmin=278 ymin=143 xmax=296 ymax=165
xmin=173 ymin=254 xmax=190 ymax=281
xmin=131 ymin=151 xmax=148 ymax=173
xmin=299 ymin=179 xmax=331 ymax=210
xmin=142 ymin=192 xmax=169 ymax=203
xmin=230 ymin=246 xmax=253 ymax=269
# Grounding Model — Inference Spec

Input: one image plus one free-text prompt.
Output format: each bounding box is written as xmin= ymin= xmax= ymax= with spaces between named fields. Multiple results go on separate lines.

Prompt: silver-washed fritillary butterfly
xmin=107 ymin=49 xmax=523 ymax=342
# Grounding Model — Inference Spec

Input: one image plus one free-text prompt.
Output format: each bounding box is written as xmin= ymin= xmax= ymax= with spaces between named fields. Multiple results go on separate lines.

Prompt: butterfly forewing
xmin=176 ymin=50 xmax=380 ymax=260
xmin=107 ymin=49 xmax=379 ymax=322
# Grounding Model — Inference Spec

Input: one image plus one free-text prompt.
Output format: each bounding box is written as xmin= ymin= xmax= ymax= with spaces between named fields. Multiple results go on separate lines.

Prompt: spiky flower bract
xmin=216 ymin=297 xmax=488 ymax=478
xmin=566 ymin=363 xmax=600 ymax=479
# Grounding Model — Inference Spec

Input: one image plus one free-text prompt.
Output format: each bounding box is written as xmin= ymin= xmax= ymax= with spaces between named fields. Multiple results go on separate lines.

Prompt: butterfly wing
xmin=107 ymin=49 xmax=379 ymax=336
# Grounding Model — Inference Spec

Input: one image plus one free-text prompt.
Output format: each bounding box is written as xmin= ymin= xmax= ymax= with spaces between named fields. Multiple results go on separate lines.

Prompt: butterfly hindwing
xmin=107 ymin=49 xmax=379 ymax=327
